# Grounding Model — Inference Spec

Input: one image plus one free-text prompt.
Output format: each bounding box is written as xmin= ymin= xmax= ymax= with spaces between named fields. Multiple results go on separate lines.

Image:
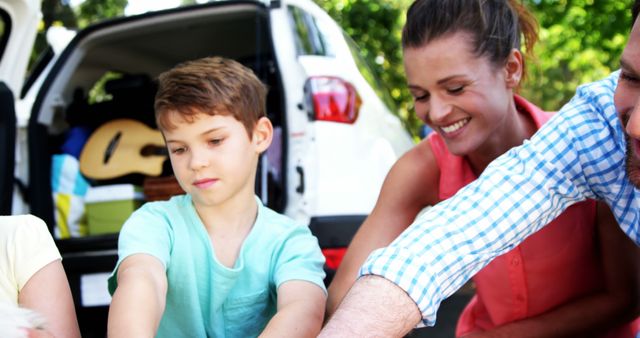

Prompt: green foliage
xmin=30 ymin=0 xmax=77 ymax=69
xmin=522 ymin=0 xmax=633 ymax=111
xmin=88 ymin=71 xmax=122 ymax=104
xmin=29 ymin=0 xmax=127 ymax=70
xmin=315 ymin=0 xmax=634 ymax=139
xmin=42 ymin=0 xmax=77 ymax=28
xmin=75 ymin=0 xmax=128 ymax=28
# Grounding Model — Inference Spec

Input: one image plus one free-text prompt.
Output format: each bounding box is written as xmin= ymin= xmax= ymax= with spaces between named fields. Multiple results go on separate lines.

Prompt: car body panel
xmin=0 ymin=0 xmax=40 ymax=96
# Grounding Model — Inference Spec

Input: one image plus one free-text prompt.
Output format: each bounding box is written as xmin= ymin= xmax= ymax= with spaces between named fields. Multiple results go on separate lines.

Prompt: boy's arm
xmin=259 ymin=280 xmax=326 ymax=338
xmin=107 ymin=254 xmax=167 ymax=338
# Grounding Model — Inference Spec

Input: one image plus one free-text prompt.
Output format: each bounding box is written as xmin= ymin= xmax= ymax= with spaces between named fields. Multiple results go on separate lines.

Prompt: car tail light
xmin=321 ymin=247 xmax=348 ymax=270
xmin=304 ymin=76 xmax=362 ymax=124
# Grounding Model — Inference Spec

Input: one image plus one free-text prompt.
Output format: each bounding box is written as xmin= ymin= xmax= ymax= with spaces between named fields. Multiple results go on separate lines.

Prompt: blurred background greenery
xmin=38 ymin=0 xmax=635 ymax=139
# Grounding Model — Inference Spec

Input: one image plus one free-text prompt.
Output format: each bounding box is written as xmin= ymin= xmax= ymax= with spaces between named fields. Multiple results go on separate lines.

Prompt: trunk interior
xmin=26 ymin=2 xmax=286 ymax=337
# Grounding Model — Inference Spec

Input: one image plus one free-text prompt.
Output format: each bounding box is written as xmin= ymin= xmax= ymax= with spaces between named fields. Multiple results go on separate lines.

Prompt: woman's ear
xmin=252 ymin=116 xmax=273 ymax=154
xmin=504 ymin=49 xmax=523 ymax=89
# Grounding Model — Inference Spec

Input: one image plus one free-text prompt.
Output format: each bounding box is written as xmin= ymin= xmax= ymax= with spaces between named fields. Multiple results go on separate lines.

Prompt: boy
xmin=107 ymin=57 xmax=327 ymax=337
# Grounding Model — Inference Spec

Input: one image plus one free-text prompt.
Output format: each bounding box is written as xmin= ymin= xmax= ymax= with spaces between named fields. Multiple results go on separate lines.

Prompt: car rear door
xmin=271 ymin=0 xmax=414 ymax=282
xmin=269 ymin=0 xmax=315 ymax=225
xmin=0 ymin=0 xmax=40 ymax=95
xmin=0 ymin=0 xmax=40 ymax=211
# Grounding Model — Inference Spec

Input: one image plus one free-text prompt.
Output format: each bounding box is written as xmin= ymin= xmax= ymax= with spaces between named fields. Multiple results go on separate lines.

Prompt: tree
xmin=30 ymin=0 xmax=77 ymax=68
xmin=30 ymin=0 xmax=127 ymax=68
xmin=523 ymin=0 xmax=632 ymax=111
xmin=75 ymin=0 xmax=127 ymax=28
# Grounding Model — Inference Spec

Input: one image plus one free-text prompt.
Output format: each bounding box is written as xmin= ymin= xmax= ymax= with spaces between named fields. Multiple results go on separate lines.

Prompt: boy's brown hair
xmin=154 ymin=56 xmax=267 ymax=136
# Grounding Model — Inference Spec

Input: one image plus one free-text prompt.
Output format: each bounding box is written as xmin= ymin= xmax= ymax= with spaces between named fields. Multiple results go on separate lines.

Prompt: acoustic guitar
xmin=79 ymin=119 xmax=167 ymax=180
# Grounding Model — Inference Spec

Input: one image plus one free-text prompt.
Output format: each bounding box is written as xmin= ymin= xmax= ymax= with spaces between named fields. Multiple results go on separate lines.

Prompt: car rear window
xmin=288 ymin=5 xmax=328 ymax=56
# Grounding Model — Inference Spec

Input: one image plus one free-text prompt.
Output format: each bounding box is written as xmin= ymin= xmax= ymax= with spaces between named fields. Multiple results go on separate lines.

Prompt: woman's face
xmin=404 ymin=31 xmax=518 ymax=156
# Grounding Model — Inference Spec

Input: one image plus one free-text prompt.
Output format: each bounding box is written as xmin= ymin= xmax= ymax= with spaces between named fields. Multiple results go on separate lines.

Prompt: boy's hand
xmin=260 ymin=280 xmax=326 ymax=337
xmin=108 ymin=253 xmax=167 ymax=337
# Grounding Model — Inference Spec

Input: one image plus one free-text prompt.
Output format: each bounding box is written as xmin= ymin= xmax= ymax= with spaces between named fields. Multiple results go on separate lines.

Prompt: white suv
xmin=0 ymin=0 xmax=413 ymax=336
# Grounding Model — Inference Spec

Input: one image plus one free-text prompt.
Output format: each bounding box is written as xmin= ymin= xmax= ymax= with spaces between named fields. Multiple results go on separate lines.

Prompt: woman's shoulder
xmin=395 ymin=138 xmax=439 ymax=172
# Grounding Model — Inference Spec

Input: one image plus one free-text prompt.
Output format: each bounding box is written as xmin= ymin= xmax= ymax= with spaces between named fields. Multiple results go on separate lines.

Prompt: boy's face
xmin=162 ymin=111 xmax=272 ymax=209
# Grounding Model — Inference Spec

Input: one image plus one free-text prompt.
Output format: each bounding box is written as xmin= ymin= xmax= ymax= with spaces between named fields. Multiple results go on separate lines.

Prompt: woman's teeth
xmin=441 ymin=118 xmax=469 ymax=133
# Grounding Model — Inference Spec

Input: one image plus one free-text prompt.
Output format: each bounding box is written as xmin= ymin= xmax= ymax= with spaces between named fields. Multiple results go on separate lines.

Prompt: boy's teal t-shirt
xmin=108 ymin=195 xmax=326 ymax=338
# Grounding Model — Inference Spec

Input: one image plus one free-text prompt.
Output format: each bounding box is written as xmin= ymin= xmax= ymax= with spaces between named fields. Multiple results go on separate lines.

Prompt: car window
xmin=21 ymin=47 xmax=54 ymax=98
xmin=0 ymin=9 xmax=11 ymax=65
xmin=343 ymin=33 xmax=397 ymax=112
xmin=287 ymin=5 xmax=328 ymax=56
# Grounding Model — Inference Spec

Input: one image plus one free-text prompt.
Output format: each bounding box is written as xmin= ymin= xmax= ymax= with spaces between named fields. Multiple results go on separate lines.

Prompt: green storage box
xmin=85 ymin=184 xmax=144 ymax=235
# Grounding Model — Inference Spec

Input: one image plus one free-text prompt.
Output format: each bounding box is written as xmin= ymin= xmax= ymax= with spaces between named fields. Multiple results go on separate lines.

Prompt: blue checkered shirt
xmin=360 ymin=71 xmax=640 ymax=327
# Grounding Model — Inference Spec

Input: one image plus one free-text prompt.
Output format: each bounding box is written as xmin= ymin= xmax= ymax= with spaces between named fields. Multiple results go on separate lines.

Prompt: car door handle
xmin=295 ymin=166 xmax=304 ymax=194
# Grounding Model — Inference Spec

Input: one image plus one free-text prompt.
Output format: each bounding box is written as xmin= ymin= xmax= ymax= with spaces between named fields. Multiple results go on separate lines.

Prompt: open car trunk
xmin=25 ymin=2 xmax=286 ymax=336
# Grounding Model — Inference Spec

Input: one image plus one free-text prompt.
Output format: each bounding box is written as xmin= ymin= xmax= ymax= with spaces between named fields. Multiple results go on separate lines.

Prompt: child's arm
xmin=107 ymin=253 xmax=168 ymax=337
xmin=259 ymin=280 xmax=326 ymax=338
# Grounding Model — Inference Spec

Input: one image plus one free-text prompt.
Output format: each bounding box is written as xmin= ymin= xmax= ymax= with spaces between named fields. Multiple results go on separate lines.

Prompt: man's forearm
xmin=320 ymin=275 xmax=421 ymax=337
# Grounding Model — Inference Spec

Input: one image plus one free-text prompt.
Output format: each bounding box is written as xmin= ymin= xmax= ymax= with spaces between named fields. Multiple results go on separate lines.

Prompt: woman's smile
xmin=440 ymin=118 xmax=470 ymax=135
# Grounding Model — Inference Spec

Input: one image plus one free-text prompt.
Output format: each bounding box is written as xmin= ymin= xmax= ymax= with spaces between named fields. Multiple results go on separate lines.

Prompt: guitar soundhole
xmin=140 ymin=145 xmax=168 ymax=157
xmin=104 ymin=132 xmax=122 ymax=164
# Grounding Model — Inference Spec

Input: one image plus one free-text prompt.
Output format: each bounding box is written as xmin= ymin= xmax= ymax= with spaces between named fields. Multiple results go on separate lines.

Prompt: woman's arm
xmin=107 ymin=254 xmax=168 ymax=338
xmin=463 ymin=202 xmax=640 ymax=338
xmin=259 ymin=280 xmax=326 ymax=337
xmin=326 ymin=141 xmax=440 ymax=317
xmin=18 ymin=259 xmax=81 ymax=338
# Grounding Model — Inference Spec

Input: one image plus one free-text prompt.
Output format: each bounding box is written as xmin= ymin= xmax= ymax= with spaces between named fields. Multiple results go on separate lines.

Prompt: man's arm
xmin=320 ymin=275 xmax=421 ymax=337
xmin=461 ymin=202 xmax=640 ymax=338
xmin=107 ymin=254 xmax=167 ymax=337
xmin=259 ymin=280 xmax=326 ymax=337
xmin=325 ymin=74 xmax=629 ymax=330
